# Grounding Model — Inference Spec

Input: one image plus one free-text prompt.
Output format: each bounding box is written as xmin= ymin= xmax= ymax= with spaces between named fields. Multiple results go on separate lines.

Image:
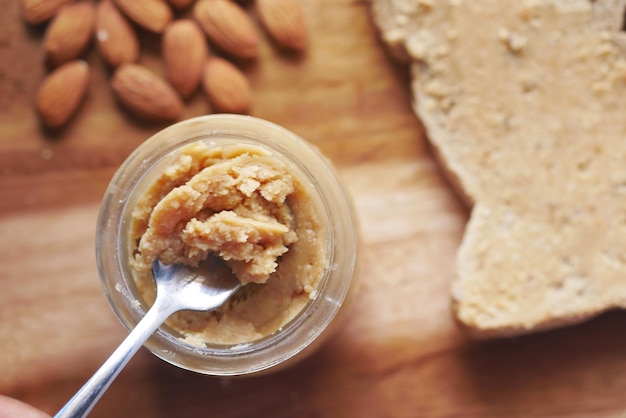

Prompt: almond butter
xmin=21 ymin=0 xmax=75 ymax=25
xmin=36 ymin=60 xmax=90 ymax=129
xmin=113 ymin=0 xmax=173 ymax=33
xmin=193 ymin=0 xmax=259 ymax=59
xmin=95 ymin=0 xmax=139 ymax=68
xmin=43 ymin=2 xmax=96 ymax=68
xmin=112 ymin=64 xmax=183 ymax=121
xmin=254 ymin=0 xmax=307 ymax=51
xmin=163 ymin=20 xmax=207 ymax=99
xmin=202 ymin=56 xmax=251 ymax=114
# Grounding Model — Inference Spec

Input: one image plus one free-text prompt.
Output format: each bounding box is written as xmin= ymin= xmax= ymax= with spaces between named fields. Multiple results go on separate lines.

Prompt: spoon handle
xmin=54 ymin=301 xmax=174 ymax=418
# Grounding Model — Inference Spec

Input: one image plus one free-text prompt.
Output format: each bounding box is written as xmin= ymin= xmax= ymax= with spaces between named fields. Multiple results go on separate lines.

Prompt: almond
xmin=254 ymin=0 xmax=307 ymax=51
xmin=202 ymin=56 xmax=251 ymax=114
xmin=193 ymin=0 xmax=259 ymax=59
xmin=111 ymin=64 xmax=183 ymax=121
xmin=21 ymin=0 xmax=75 ymax=25
xmin=163 ymin=20 xmax=207 ymax=99
xmin=35 ymin=60 xmax=90 ymax=129
xmin=113 ymin=0 xmax=172 ymax=33
xmin=43 ymin=2 xmax=96 ymax=68
xmin=95 ymin=0 xmax=139 ymax=68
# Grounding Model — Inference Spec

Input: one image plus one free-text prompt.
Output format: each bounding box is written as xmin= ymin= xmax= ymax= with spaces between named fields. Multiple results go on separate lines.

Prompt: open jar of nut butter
xmin=95 ymin=114 xmax=359 ymax=376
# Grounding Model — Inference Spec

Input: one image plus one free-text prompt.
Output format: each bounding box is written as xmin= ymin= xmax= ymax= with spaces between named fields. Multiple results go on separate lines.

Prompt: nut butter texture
xmin=129 ymin=142 xmax=326 ymax=345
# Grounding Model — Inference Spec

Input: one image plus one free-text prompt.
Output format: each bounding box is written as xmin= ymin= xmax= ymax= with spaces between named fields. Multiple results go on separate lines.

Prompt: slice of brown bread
xmin=371 ymin=0 xmax=626 ymax=337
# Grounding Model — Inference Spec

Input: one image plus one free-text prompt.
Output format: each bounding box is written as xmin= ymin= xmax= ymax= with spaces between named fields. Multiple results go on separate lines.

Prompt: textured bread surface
xmin=371 ymin=0 xmax=626 ymax=337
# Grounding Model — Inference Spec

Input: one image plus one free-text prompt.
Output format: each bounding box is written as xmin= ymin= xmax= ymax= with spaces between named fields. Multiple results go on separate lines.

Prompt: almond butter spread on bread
xmin=371 ymin=0 xmax=626 ymax=337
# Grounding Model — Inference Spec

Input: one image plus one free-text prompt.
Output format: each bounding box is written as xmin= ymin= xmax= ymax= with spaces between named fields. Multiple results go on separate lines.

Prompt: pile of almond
xmin=23 ymin=0 xmax=308 ymax=130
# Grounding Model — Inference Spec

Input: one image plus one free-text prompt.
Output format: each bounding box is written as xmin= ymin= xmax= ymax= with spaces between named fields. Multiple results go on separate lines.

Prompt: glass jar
xmin=96 ymin=114 xmax=359 ymax=376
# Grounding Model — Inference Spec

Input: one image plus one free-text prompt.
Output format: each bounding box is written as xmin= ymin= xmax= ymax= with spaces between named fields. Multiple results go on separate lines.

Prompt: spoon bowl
xmin=152 ymin=257 xmax=242 ymax=313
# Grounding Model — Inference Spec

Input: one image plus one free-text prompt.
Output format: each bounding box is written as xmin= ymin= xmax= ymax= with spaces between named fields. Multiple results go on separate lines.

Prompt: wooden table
xmin=2 ymin=1 xmax=626 ymax=416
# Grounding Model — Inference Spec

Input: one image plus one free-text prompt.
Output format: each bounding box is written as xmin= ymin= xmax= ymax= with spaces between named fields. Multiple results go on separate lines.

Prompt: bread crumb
xmin=417 ymin=0 xmax=433 ymax=12
xmin=498 ymin=27 xmax=527 ymax=54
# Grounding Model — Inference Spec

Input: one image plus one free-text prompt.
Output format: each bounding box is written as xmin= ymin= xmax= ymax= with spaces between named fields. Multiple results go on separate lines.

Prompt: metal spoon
xmin=54 ymin=258 xmax=242 ymax=418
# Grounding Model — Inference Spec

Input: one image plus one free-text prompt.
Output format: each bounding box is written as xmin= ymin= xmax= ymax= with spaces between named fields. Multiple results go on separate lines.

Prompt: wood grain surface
xmin=2 ymin=1 xmax=626 ymax=417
